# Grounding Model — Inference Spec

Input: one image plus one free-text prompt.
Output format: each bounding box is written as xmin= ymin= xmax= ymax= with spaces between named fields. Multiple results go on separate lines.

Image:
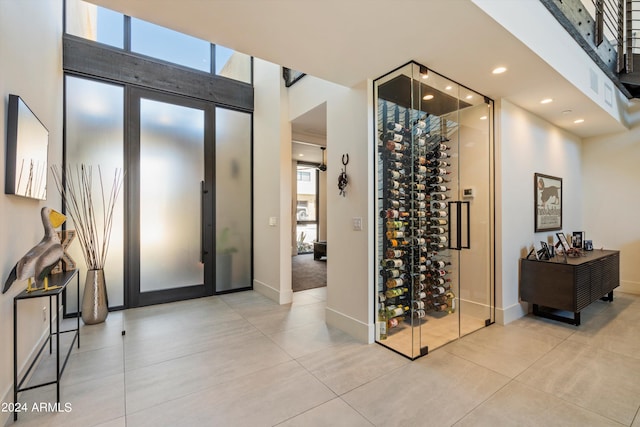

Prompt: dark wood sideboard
xmin=520 ymin=249 xmax=619 ymax=325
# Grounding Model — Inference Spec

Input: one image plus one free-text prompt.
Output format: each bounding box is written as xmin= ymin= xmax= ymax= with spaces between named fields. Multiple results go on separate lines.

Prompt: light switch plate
xmin=269 ymin=216 xmax=277 ymax=226
xmin=353 ymin=217 xmax=363 ymax=231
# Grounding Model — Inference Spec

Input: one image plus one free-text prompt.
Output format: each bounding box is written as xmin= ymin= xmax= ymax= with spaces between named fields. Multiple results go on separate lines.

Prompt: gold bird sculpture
xmin=2 ymin=207 xmax=67 ymax=294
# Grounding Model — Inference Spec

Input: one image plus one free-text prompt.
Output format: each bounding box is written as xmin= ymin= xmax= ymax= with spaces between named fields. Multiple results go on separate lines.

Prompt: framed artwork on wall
xmin=534 ymin=173 xmax=562 ymax=232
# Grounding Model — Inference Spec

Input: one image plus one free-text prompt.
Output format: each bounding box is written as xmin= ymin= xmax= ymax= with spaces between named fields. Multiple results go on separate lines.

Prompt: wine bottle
xmin=413 ymin=193 xmax=427 ymax=201
xmin=430 ymin=243 xmax=447 ymax=251
xmin=383 ymin=132 xmax=404 ymax=143
xmin=381 ymin=258 xmax=404 ymax=268
xmin=387 ymin=316 xmax=404 ymax=329
xmin=428 ymin=168 xmax=450 ymax=176
xmin=381 ymin=209 xmax=410 ymax=219
xmin=385 ymin=248 xmax=407 ymax=258
xmin=432 ymin=210 xmax=447 ymax=218
xmin=438 ymin=160 xmax=450 ymax=168
xmin=429 ymin=235 xmax=448 ymax=244
xmin=433 ymin=260 xmax=451 ymax=269
xmin=413 ymin=309 xmax=426 ymax=319
xmin=427 ymin=176 xmax=450 ymax=184
xmin=431 ymin=227 xmax=447 ymax=234
xmin=386 ymin=230 xmax=405 ymax=239
xmin=385 ymin=269 xmax=401 ymax=278
xmin=414 ymin=118 xmax=427 ymax=129
xmin=388 ymin=152 xmax=404 ymax=161
xmin=432 ymin=277 xmax=451 ymax=286
xmin=386 ymin=278 xmax=405 ymax=289
xmin=385 ymin=287 xmax=409 ymax=298
xmin=388 ymin=238 xmax=409 ymax=247
xmin=387 ymin=305 xmax=409 ymax=318
xmin=431 ymin=286 xmax=447 ymax=295
xmin=417 ymin=156 xmax=427 ymax=165
xmin=377 ymin=306 xmax=388 ymax=340
xmin=439 ymin=143 xmax=450 ymax=151
xmin=387 ymin=122 xmax=409 ymax=134
xmin=389 ymin=170 xmax=405 ymax=180
xmin=431 ymin=218 xmax=448 ymax=226
xmin=432 ymin=201 xmax=447 ymax=210
xmin=426 ymin=151 xmax=449 ymax=159
xmin=389 ymin=161 xmax=404 ymax=170
xmin=430 ymin=193 xmax=449 ymax=201
xmin=445 ymin=291 xmax=456 ymax=313
xmin=415 ymin=165 xmax=427 ymax=174
xmin=413 ymin=300 xmax=425 ymax=310
xmin=385 ymin=141 xmax=406 ymax=152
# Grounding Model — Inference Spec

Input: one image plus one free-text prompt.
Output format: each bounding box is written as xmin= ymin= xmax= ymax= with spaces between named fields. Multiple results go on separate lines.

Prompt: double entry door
xmin=130 ymin=88 xmax=253 ymax=306
xmin=65 ymin=76 xmax=252 ymax=312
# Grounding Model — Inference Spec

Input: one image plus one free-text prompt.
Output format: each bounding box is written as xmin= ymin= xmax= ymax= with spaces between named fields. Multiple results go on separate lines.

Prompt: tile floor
xmin=5 ymin=288 xmax=640 ymax=427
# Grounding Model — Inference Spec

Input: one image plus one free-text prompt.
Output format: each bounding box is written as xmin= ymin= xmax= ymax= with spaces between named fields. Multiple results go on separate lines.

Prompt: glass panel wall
xmin=374 ymin=62 xmax=494 ymax=359
xmin=64 ymin=75 xmax=125 ymax=311
xmin=215 ymin=46 xmax=252 ymax=84
xmin=139 ymin=99 xmax=205 ymax=292
xmin=215 ymin=107 xmax=252 ymax=292
xmin=66 ymin=0 xmax=124 ymax=48
xmin=131 ymin=18 xmax=211 ymax=72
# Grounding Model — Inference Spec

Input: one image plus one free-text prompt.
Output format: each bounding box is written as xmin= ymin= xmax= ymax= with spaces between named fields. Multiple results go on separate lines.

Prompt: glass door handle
xmin=448 ymin=201 xmax=470 ymax=250
xmin=200 ymin=181 xmax=208 ymax=263
xmin=462 ymin=201 xmax=470 ymax=249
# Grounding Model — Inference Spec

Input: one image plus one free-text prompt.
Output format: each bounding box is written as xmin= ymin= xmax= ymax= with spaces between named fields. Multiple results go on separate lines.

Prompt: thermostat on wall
xmin=463 ymin=188 xmax=475 ymax=198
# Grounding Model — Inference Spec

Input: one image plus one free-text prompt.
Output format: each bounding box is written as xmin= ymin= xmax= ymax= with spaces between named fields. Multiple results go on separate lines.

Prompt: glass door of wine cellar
xmin=374 ymin=62 xmax=494 ymax=359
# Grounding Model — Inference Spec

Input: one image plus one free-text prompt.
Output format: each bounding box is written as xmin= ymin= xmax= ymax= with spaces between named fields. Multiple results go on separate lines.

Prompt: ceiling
xmin=90 ymin=0 xmax=631 ymax=138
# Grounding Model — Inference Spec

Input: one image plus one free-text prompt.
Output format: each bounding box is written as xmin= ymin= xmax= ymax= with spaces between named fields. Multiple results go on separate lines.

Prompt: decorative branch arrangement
xmin=51 ymin=165 xmax=124 ymax=270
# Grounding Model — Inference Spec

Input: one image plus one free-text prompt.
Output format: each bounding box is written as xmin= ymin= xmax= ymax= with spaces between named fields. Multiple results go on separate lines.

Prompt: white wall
xmin=0 ymin=0 xmax=63 ymax=423
xmin=252 ymin=59 xmax=292 ymax=304
xmin=288 ymin=76 xmax=373 ymax=342
xmin=498 ymin=99 xmax=583 ymax=323
xmin=583 ymin=129 xmax=640 ymax=294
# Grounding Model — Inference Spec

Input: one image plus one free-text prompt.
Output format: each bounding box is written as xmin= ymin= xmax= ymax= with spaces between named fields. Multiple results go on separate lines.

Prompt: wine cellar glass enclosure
xmin=374 ymin=62 xmax=495 ymax=359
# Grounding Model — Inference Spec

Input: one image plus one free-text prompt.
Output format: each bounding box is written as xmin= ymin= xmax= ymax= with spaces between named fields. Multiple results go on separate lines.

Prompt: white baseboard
xmin=619 ymin=280 xmax=640 ymax=295
xmin=496 ymin=301 xmax=528 ymax=325
xmin=253 ymin=279 xmax=293 ymax=305
xmin=325 ymin=306 xmax=372 ymax=344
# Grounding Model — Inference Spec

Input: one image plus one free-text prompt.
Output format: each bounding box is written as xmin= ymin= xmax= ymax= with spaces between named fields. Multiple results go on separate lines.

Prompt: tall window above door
xmin=65 ymin=0 xmax=252 ymax=84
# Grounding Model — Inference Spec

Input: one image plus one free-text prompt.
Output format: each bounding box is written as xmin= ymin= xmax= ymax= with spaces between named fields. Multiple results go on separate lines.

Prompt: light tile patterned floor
xmin=5 ymin=288 xmax=640 ymax=426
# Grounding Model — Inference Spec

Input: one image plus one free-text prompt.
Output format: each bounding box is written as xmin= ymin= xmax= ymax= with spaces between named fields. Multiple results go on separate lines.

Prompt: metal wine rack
xmin=376 ymin=99 xmax=457 ymax=354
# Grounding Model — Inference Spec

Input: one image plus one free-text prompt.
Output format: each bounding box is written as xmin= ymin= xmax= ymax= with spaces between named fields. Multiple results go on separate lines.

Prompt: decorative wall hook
xmin=338 ymin=153 xmax=349 ymax=197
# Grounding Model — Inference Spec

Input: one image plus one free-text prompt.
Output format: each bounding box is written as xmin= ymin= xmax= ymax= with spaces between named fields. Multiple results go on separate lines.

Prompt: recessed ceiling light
xmin=445 ymin=85 xmax=453 ymax=90
xmin=540 ymin=98 xmax=553 ymax=104
xmin=423 ymin=94 xmax=434 ymax=100
xmin=299 ymin=153 xmax=304 ymax=157
xmin=421 ymin=74 xmax=429 ymax=79
xmin=480 ymin=116 xmax=487 ymax=120
xmin=562 ymin=109 xmax=573 ymax=115
xmin=574 ymin=118 xmax=584 ymax=124
xmin=492 ymin=66 xmax=507 ymax=74
xmin=465 ymin=95 xmax=473 ymax=100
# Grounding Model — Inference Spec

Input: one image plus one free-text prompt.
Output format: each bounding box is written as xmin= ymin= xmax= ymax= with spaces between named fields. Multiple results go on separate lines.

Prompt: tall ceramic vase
xmin=82 ymin=269 xmax=109 ymax=324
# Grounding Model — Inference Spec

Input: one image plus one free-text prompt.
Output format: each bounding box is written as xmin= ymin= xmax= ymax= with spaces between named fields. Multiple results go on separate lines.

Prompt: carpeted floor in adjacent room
xmin=292 ymin=253 xmax=326 ymax=292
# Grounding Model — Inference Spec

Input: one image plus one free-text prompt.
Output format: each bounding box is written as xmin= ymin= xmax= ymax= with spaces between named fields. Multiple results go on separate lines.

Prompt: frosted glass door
xmin=139 ymin=98 xmax=205 ymax=292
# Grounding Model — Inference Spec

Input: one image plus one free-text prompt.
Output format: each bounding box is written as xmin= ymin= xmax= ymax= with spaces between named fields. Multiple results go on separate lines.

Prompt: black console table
xmin=520 ymin=250 xmax=619 ymax=325
xmin=13 ymin=269 xmax=80 ymax=421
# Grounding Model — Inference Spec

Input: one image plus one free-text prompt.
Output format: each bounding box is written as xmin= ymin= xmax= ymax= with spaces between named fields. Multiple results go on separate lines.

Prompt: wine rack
xmin=376 ymin=101 xmax=457 ymax=353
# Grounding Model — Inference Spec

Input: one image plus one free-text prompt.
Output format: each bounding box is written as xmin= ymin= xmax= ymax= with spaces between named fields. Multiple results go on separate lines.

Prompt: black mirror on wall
xmin=5 ymin=94 xmax=49 ymax=201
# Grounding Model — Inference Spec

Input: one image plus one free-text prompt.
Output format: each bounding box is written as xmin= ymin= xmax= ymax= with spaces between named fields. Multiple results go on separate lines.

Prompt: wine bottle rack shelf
xmin=376 ymin=99 xmax=457 ymax=346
